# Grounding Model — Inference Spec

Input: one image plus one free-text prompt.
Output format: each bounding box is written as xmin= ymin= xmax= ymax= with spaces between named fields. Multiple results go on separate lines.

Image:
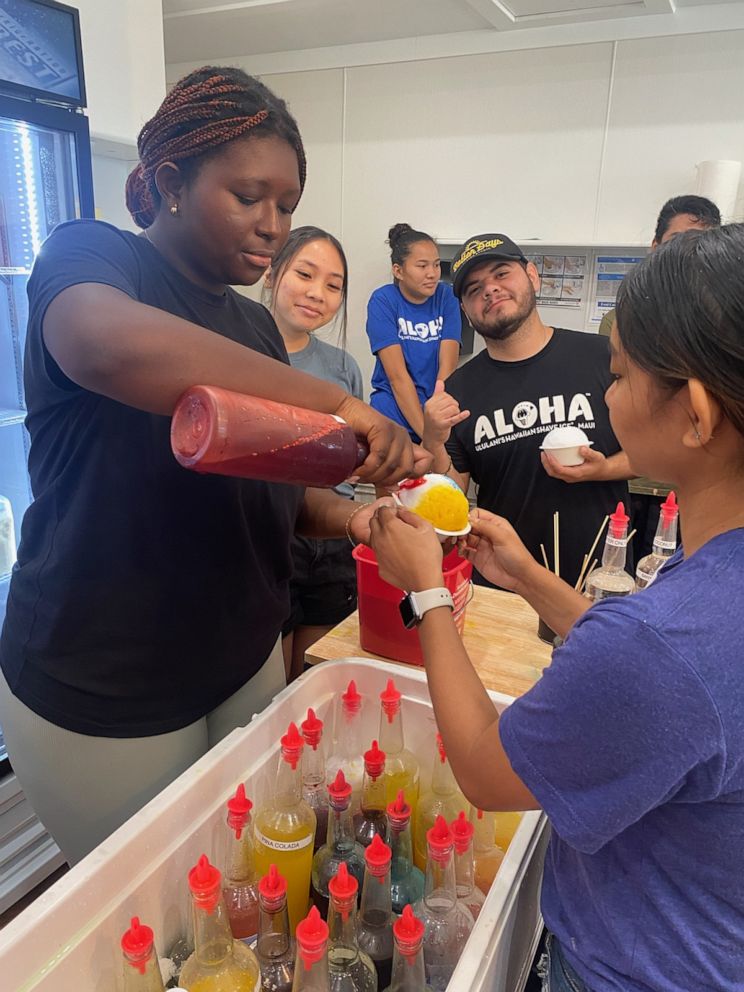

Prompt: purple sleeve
xmin=365 ymin=289 xmax=400 ymax=354
xmin=498 ymin=603 xmax=725 ymax=854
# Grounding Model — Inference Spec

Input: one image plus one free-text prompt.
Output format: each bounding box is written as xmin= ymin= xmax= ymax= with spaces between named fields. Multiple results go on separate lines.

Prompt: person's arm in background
xmin=422 ymin=380 xmax=471 ymax=490
xmin=436 ymin=284 xmax=464 ymax=381
xmin=296 ymin=487 xmax=392 ymax=543
xmin=376 ymin=344 xmax=425 ymax=439
xmin=43 ymin=283 xmax=416 ymax=486
xmin=369 ymin=505 xmax=539 ymax=811
xmin=436 ymin=339 xmax=460 ymax=381
xmin=365 ymin=288 xmax=424 ymax=438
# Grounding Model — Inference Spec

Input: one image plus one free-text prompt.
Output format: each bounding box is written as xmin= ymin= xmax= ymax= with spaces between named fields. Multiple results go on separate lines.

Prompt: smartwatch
xmin=398 ymin=588 xmax=455 ymax=630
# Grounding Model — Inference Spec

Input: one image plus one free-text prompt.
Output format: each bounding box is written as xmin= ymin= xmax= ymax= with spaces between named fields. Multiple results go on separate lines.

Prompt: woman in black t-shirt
xmin=0 ymin=67 xmax=422 ymax=865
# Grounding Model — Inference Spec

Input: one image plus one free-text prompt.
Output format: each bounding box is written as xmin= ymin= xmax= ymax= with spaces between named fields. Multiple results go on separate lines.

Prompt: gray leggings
xmin=0 ymin=638 xmax=285 ymax=866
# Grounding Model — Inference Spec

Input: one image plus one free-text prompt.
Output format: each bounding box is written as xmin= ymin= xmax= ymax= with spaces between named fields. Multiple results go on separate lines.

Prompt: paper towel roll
xmin=695 ymin=159 xmax=741 ymax=222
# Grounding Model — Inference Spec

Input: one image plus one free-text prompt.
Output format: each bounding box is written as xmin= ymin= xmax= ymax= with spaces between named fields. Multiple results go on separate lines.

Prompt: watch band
xmin=409 ymin=587 xmax=455 ymax=621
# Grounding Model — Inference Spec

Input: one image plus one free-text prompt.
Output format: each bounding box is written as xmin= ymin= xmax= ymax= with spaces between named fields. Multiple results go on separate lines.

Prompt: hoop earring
xmin=170 ymin=203 xmax=179 ymax=216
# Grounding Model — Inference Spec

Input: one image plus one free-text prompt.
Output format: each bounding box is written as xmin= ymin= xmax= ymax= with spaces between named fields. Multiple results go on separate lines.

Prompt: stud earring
xmin=170 ymin=203 xmax=178 ymax=216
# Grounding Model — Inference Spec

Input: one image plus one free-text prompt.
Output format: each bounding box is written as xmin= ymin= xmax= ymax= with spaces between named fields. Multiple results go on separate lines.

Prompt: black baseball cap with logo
xmin=450 ymin=234 xmax=528 ymax=299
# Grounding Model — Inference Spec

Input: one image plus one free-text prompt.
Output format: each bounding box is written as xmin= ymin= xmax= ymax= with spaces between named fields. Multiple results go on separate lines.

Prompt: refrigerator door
xmin=0 ymin=95 xmax=93 ymax=905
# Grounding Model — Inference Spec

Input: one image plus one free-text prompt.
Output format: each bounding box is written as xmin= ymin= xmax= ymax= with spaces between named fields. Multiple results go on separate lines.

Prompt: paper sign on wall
xmin=590 ymin=256 xmax=644 ymax=323
xmin=527 ymin=253 xmax=587 ymax=308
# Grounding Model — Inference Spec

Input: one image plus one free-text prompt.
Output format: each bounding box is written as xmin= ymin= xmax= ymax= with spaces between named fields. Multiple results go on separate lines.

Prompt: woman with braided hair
xmin=0 ymin=66 xmax=422 ymax=864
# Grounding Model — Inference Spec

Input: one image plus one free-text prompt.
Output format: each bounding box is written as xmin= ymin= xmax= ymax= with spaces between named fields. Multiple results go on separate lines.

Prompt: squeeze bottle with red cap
xmin=327 ymin=862 xmax=377 ymax=991
xmin=413 ymin=733 xmax=467 ymax=872
xmin=292 ymin=907 xmax=330 ymax=992
xmin=120 ymin=916 xmax=166 ymax=992
xmin=223 ymin=783 xmax=260 ymax=944
xmin=326 ymin=680 xmax=366 ymax=815
xmin=387 ymin=790 xmax=424 ymax=915
xmin=179 ymin=854 xmax=260 ymax=991
xmin=354 ymin=740 xmax=391 ymax=849
xmin=383 ymin=905 xmax=432 ymax=992
xmin=171 ymin=386 xmax=369 ymax=488
xmin=412 ymin=816 xmax=474 ymax=992
xmin=300 ymin=708 xmax=328 ymax=852
xmin=254 ymin=723 xmax=317 ymax=934
xmin=468 ymin=807 xmax=505 ymax=895
xmin=585 ymin=501 xmax=636 ymax=603
xmin=635 ymin=491 xmax=679 ymax=590
xmin=256 ymin=865 xmax=295 ymax=992
xmin=311 ymin=769 xmax=365 ymax=919
xmin=357 ymin=833 xmax=395 ymax=988
xmin=377 ymin=680 xmax=419 ymax=815
xmin=450 ymin=811 xmax=485 ymax=922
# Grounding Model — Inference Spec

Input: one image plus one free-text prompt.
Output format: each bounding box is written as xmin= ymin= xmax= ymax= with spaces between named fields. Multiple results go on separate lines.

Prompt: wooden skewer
xmin=575 ymin=515 xmax=609 ymax=591
xmin=540 ymin=543 xmax=550 ymax=571
xmin=574 ymin=554 xmax=589 ymax=591
xmin=553 ymin=512 xmax=561 ymax=578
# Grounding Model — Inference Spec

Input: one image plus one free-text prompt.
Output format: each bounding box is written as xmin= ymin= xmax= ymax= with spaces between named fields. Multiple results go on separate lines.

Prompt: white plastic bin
xmin=0 ymin=658 xmax=548 ymax=992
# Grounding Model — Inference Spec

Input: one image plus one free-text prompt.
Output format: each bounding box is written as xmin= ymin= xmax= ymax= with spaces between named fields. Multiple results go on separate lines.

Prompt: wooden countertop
xmin=305 ymin=584 xmax=554 ymax=699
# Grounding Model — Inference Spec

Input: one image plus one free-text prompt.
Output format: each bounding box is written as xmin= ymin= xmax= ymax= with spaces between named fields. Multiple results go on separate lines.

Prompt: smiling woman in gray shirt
xmin=264 ymin=226 xmax=364 ymax=680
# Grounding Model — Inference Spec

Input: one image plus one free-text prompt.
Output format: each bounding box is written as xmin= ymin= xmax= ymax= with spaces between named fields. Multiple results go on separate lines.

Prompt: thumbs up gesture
xmin=423 ymin=380 xmax=470 ymax=449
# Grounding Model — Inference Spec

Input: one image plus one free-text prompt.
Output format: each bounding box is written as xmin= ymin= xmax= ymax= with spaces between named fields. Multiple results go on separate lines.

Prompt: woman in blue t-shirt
xmin=369 ymin=224 xmax=744 ymax=992
xmin=366 ymin=223 xmax=462 ymax=440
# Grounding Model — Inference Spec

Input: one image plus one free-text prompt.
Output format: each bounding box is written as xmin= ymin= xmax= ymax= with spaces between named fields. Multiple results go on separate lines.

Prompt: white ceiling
xmin=162 ymin=0 xmax=741 ymax=66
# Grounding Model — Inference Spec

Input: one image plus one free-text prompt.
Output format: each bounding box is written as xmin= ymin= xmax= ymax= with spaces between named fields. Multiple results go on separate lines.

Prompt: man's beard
xmin=469 ymin=285 xmax=536 ymax=342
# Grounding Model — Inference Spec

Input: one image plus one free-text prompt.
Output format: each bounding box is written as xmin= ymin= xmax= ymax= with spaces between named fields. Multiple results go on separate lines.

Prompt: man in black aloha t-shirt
xmin=422 ymin=233 xmax=633 ymax=590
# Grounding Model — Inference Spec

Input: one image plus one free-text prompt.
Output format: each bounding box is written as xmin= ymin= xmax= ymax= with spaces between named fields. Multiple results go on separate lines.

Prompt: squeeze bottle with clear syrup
xmin=179 ymin=854 xmax=260 ymax=991
xmin=120 ymin=916 xmax=166 ymax=992
xmin=635 ymin=491 xmax=679 ymax=590
xmin=584 ymin=502 xmax=636 ymax=603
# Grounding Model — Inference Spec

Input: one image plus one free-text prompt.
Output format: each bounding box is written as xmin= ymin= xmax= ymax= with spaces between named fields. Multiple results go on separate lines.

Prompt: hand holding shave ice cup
xmin=540 ymin=425 xmax=593 ymax=466
xmin=461 ymin=508 xmax=538 ymax=593
xmin=539 ymin=425 xmax=610 ymax=484
xmin=369 ymin=505 xmax=445 ymax=592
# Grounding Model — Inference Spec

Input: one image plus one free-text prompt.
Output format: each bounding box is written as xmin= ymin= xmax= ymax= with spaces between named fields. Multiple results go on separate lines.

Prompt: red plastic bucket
xmin=352 ymin=544 xmax=473 ymax=666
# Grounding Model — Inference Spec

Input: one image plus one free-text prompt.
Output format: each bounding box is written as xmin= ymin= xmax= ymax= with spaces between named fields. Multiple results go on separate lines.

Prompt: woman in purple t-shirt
xmin=369 ymin=225 xmax=744 ymax=992
xmin=365 ymin=223 xmax=462 ymax=441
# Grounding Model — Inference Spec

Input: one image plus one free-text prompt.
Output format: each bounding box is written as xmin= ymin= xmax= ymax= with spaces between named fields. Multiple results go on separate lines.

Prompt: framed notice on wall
xmin=525 ymin=253 xmax=587 ymax=309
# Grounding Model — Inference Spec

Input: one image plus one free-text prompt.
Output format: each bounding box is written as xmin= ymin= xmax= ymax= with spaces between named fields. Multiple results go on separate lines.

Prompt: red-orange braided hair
xmin=125 ymin=66 xmax=306 ymax=229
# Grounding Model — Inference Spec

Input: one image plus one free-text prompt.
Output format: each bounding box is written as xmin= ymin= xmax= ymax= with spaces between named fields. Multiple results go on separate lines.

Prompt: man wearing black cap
xmin=423 ymin=233 xmax=632 ymax=592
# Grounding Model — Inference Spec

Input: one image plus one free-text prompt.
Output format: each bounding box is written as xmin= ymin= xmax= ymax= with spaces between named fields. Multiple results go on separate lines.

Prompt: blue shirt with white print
xmin=366 ymin=281 xmax=461 ymax=437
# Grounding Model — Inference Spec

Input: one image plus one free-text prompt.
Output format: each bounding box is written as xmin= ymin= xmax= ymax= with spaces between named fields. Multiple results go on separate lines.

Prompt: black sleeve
xmin=28 ymin=220 xmax=141 ymax=329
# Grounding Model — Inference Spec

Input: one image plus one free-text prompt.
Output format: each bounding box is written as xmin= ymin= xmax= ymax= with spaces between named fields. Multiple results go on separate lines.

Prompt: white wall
xmin=167 ymin=28 xmax=744 ymax=394
xmin=91 ymin=155 xmax=139 ymax=231
xmin=66 ymin=1 xmax=166 ymax=231
xmin=73 ymin=0 xmax=166 ymax=144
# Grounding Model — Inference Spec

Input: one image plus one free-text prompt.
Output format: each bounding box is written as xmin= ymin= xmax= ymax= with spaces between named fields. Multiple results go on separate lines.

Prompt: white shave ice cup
xmin=540 ymin=426 xmax=593 ymax=467
xmin=393 ymin=473 xmax=472 ymax=541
